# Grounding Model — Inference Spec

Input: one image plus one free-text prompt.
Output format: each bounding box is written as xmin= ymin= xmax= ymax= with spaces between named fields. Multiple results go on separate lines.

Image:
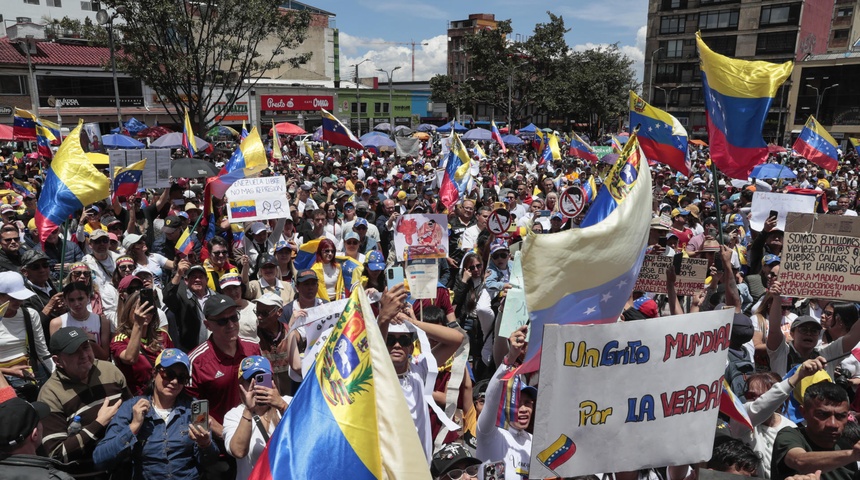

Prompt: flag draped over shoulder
xmin=793 ymin=116 xmax=839 ymax=171
xmin=629 ymin=91 xmax=690 ymax=174
xmin=112 ymin=159 xmax=147 ymax=202
xmin=36 ymin=122 xmax=110 ymax=244
xmin=321 ymin=108 xmax=364 ymax=150
xmin=515 ymin=134 xmax=652 ymax=375
xmin=439 ymin=132 xmax=472 ymax=209
xmin=697 ymin=31 xmax=792 ymax=179
xmin=568 ymin=133 xmax=598 ymax=163
xmin=209 ymin=127 xmax=268 ymax=198
xmin=248 ymin=288 xmax=430 ymax=480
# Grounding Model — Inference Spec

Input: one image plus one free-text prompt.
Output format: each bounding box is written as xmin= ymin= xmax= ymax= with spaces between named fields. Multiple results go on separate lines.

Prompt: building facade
xmin=447 ymin=13 xmax=498 ymax=87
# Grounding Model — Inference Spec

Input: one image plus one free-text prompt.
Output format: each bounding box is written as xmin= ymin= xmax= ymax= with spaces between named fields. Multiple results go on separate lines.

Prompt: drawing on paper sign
xmin=560 ymin=186 xmax=586 ymax=218
xmin=487 ymin=208 xmax=512 ymax=235
xmin=538 ymin=434 xmax=577 ymax=471
xmin=230 ymin=200 xmax=257 ymax=219
xmin=393 ymin=214 xmax=449 ymax=260
xmin=261 ymin=200 xmax=285 ymax=215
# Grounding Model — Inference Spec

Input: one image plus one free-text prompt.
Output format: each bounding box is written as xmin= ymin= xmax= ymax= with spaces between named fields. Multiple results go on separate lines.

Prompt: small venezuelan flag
xmin=229 ymin=200 xmax=257 ymax=219
xmin=537 ymin=434 xmax=577 ymax=472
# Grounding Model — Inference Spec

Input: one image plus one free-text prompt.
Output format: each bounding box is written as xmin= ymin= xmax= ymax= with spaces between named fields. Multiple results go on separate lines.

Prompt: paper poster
xmin=226 ymin=176 xmax=289 ymax=223
xmin=530 ymin=309 xmax=733 ymax=478
xmin=394 ymin=214 xmax=448 ymax=261
xmin=108 ymin=149 xmax=172 ymax=189
xmin=289 ymin=298 xmax=349 ymax=348
xmin=634 ymin=255 xmax=708 ymax=296
xmin=498 ymin=251 xmax=529 ymax=340
xmin=405 ymin=257 xmax=438 ymax=300
xmin=779 ymin=212 xmax=860 ymax=301
xmin=750 ymin=192 xmax=816 ymax=232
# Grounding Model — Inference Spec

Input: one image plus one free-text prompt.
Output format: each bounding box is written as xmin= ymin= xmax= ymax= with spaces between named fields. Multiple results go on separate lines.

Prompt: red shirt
xmin=186 ymin=338 xmax=261 ymax=423
xmin=111 ymin=331 xmax=174 ymax=396
xmin=412 ymin=287 xmax=455 ymax=317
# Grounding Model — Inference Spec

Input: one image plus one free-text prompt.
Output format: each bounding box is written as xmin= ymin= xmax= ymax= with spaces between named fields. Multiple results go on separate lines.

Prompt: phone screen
xmin=191 ymin=400 xmax=209 ymax=430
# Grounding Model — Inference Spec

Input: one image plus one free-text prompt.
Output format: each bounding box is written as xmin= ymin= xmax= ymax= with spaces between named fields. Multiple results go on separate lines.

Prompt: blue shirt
xmin=93 ymin=395 xmax=220 ymax=480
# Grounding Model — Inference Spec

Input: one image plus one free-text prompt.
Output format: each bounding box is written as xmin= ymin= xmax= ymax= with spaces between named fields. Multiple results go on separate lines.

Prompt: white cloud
xmin=339 ymin=33 xmax=448 ymax=82
xmin=571 ymin=25 xmax=647 ymax=85
xmin=355 ymin=0 xmax=448 ymax=21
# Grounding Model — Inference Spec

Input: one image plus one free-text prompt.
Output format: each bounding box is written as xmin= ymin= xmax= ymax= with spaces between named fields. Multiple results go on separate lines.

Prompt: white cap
xmin=0 ymin=272 xmax=35 ymax=300
xmin=254 ymin=292 xmax=284 ymax=308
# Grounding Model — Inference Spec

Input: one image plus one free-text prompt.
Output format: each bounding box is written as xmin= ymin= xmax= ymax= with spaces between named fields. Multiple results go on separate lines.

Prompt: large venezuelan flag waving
xmin=629 ymin=91 xmax=690 ymax=174
xmin=209 ymin=127 xmax=268 ymax=198
xmin=248 ymin=288 xmax=430 ymax=480
xmin=697 ymin=32 xmax=792 ymax=179
xmin=793 ymin=115 xmax=839 ymax=172
xmin=515 ymin=134 xmax=652 ymax=375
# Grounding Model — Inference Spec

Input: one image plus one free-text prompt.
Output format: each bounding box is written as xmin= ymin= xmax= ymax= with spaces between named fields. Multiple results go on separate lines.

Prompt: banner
xmin=396 ymin=136 xmax=420 ymax=157
xmin=530 ymin=309 xmax=733 ymax=478
xmin=225 ymin=176 xmax=289 ymax=223
xmin=498 ymin=251 xmax=528 ymax=339
xmin=779 ymin=212 xmax=860 ymax=301
xmin=108 ymin=149 xmax=171 ymax=189
xmin=749 ymin=191 xmax=816 ymax=232
xmin=394 ymin=214 xmax=448 ymax=261
xmin=634 ymin=255 xmax=708 ymax=296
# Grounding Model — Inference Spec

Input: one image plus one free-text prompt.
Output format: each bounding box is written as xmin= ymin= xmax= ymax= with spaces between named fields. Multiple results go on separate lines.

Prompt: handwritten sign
xmin=289 ymin=298 xmax=349 ymax=347
xmin=226 ymin=176 xmax=289 ymax=223
xmin=394 ymin=214 xmax=448 ymax=261
xmin=531 ymin=309 xmax=733 ymax=478
xmin=634 ymin=254 xmax=708 ymax=296
xmin=779 ymin=212 xmax=860 ymax=301
xmin=749 ymin=192 xmax=816 ymax=232
xmin=498 ymin=251 xmax=529 ymax=339
xmin=487 ymin=209 xmax=512 ymax=235
xmin=108 ymin=149 xmax=172 ymax=189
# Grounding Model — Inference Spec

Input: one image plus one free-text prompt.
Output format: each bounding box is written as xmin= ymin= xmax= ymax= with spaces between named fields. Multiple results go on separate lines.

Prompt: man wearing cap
xmin=21 ymin=250 xmax=64 ymax=334
xmin=0 ymin=224 xmax=25 ymax=273
xmin=670 ymin=208 xmax=693 ymax=253
xmin=156 ymin=215 xmax=185 ymax=261
xmin=81 ymin=229 xmax=121 ymax=289
xmin=460 ymin=206 xmax=491 ymax=252
xmin=38 ymin=326 xmax=131 ymax=475
xmin=253 ymin=293 xmax=299 ymax=393
xmin=165 ymin=259 xmax=215 ymax=352
xmin=279 ymin=269 xmax=326 ymax=330
xmin=36 ymin=228 xmax=85 ymax=281
xmin=352 ymin=218 xmax=379 ymax=255
xmin=431 ymin=443 xmax=481 ymax=480
xmin=293 ymin=184 xmax=318 ymax=218
xmin=376 ymin=199 xmax=399 ymax=256
xmin=243 ymin=219 xmax=286 ymax=280
xmin=749 ymin=215 xmax=784 ymax=276
xmin=219 ymin=273 xmax=257 ymax=343
xmin=353 ymin=201 xmax=381 ymax=242
xmin=187 ymin=294 xmax=261 ymax=440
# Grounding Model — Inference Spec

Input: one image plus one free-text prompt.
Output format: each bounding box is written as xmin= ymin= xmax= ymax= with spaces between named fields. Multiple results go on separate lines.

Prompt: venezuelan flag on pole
xmin=793 ymin=116 xmax=839 ymax=171
xmin=35 ymin=121 xmax=110 ymax=245
xmin=241 ymin=120 xmax=249 ymax=140
xmin=534 ymin=129 xmax=546 ymax=153
xmin=568 ymin=133 xmax=598 ymax=163
xmin=174 ymin=227 xmax=196 ymax=256
xmin=270 ymin=119 xmax=283 ymax=161
xmin=183 ymin=110 xmax=198 ymax=157
xmin=514 ymin=133 xmax=652 ymax=375
xmin=321 ymin=108 xmax=364 ymax=150
xmin=248 ymin=288 xmax=431 ymax=480
xmin=491 ymin=120 xmax=506 ymax=154
xmin=111 ymin=159 xmax=147 ymax=202
xmin=720 ymin=379 xmax=753 ymax=430
xmin=209 ymin=127 xmax=268 ymax=198
xmin=697 ymin=31 xmax=792 ymax=179
xmin=439 ymin=132 xmax=472 ymax=209
xmin=629 ymin=91 xmax=691 ymax=174
xmin=13 ymin=108 xmax=38 ymax=140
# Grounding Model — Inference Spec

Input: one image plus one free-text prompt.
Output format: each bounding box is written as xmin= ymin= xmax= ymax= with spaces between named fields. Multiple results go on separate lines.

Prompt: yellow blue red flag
xmin=793 ymin=116 xmax=838 ymax=171
xmin=439 ymin=132 xmax=472 ymax=209
xmin=629 ymin=91 xmax=690 ymax=174
xmin=112 ymin=159 xmax=147 ymax=202
xmin=183 ymin=110 xmax=198 ymax=156
xmin=209 ymin=127 xmax=268 ymax=198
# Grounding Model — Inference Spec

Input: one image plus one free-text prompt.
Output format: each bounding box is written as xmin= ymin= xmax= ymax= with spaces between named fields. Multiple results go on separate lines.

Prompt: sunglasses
xmin=386 ymin=334 xmax=414 ymax=348
xmin=72 ymin=271 xmax=92 ymax=277
xmin=211 ymin=250 xmax=229 ymax=257
xmin=118 ymin=265 xmax=135 ymax=272
xmin=442 ymin=465 xmax=479 ymax=480
xmin=492 ymin=251 xmax=509 ymax=260
xmin=255 ymin=307 xmax=278 ymax=318
xmin=92 ymin=237 xmax=109 ymax=244
xmin=466 ymin=264 xmax=482 ymax=271
xmin=346 ymin=240 xmax=360 ymax=246
xmin=1 ymin=237 xmax=19 ymax=244
xmin=322 ymin=249 xmax=335 ymax=254
xmin=158 ymin=368 xmax=189 ymax=384
xmin=211 ymin=314 xmax=240 ymax=326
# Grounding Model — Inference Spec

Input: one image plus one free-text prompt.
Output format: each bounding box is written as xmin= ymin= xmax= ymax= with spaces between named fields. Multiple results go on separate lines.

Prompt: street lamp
xmin=97 ymin=7 xmax=126 ymax=131
xmin=806 ymin=83 xmax=840 ymax=120
xmin=649 ymin=47 xmax=664 ymax=103
xmin=653 ymin=86 xmax=680 ymax=111
xmin=377 ymin=66 xmax=401 ymax=138
xmin=350 ymin=59 xmax=369 ymax=136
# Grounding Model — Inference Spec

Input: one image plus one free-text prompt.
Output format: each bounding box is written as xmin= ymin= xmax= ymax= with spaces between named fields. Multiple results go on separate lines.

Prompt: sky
xmin=308 ymin=0 xmax=648 ymax=84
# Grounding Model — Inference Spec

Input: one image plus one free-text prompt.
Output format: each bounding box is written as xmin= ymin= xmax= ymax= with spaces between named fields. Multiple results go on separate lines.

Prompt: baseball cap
xmin=186 ymin=264 xmax=206 ymax=278
xmin=254 ymin=292 xmax=284 ymax=308
xmin=762 ymin=254 xmax=781 ymax=266
xmin=90 ymin=229 xmax=109 ymax=241
xmin=273 ymin=240 xmax=294 ymax=253
xmin=258 ymin=253 xmax=277 ymax=266
xmin=203 ymin=293 xmax=237 ymax=318
xmin=354 ymin=218 xmax=368 ymax=229
xmin=185 ymin=203 xmax=200 ymax=212
xmin=521 ymin=384 xmax=538 ymax=399
xmin=344 ymin=232 xmax=360 ymax=243
xmin=791 ymin=315 xmax=821 ymax=331
xmin=122 ymin=233 xmax=144 ymax=250
xmin=155 ymin=348 xmax=190 ymax=371
xmin=489 ymin=239 xmax=509 ymax=255
xmin=366 ymin=250 xmax=386 ymax=271
xmin=162 ymin=216 xmax=182 ymax=234
xmin=0 ymin=397 xmax=50 ymax=451
xmin=356 ymin=201 xmax=370 ymax=211
xmin=431 ymin=443 xmax=482 ymax=478
xmin=102 ymin=215 xmax=121 ymax=226
xmin=239 ymin=355 xmax=272 ymax=380
xmin=21 ymin=250 xmax=49 ymax=268
xmin=219 ymin=273 xmax=242 ymax=289
xmin=671 ymin=208 xmax=690 ymax=217
xmin=248 ymin=222 xmax=269 ymax=235
xmin=295 ymin=269 xmax=318 ymax=283
xmin=0 ymin=272 xmax=34 ymax=300
xmin=344 ymin=202 xmax=355 ymax=211
xmin=50 ymin=326 xmax=89 ymax=354
xmin=117 ymin=275 xmax=143 ymax=293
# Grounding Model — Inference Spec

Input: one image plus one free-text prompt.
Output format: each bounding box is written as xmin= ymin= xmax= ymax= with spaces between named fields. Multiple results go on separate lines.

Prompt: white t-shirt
xmin=477 ymin=364 xmax=532 ymax=480
xmin=82 ymin=251 xmax=121 ymax=288
xmin=59 ymin=311 xmax=103 ymax=344
xmin=460 ymin=224 xmax=481 ymax=251
xmin=223 ymin=397 xmax=292 ymax=480
xmin=400 ymin=355 xmax=432 ymax=463
xmin=0 ymin=307 xmax=54 ymax=371
xmin=322 ymin=263 xmax=338 ymax=300
xmin=139 ymin=253 xmax=169 ymax=286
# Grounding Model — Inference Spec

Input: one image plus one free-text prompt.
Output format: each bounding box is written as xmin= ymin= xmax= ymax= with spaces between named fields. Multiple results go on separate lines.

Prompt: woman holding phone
xmin=93 ymin=348 xmax=219 ymax=479
xmin=111 ymin=289 xmax=173 ymax=396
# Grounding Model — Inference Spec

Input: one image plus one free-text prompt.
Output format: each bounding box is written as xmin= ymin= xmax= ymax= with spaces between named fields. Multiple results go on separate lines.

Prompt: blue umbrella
xmin=102 ymin=134 xmax=145 ymax=149
xmin=518 ymin=123 xmax=538 ymax=133
xmin=750 ymin=163 xmax=796 ymax=179
xmin=461 ymin=128 xmax=492 ymax=141
xmin=361 ymin=135 xmax=396 ymax=151
xmin=501 ymin=134 xmax=523 ymax=145
xmin=416 ymin=123 xmax=437 ymax=132
xmin=437 ymin=120 xmax=468 ymax=133
xmin=360 ymin=131 xmax=388 ymax=143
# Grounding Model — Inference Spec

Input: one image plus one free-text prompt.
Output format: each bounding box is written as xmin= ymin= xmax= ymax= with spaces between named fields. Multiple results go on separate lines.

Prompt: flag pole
xmin=710 ymin=162 xmax=726 ymax=245
xmin=59 ymin=219 xmax=69 ymax=283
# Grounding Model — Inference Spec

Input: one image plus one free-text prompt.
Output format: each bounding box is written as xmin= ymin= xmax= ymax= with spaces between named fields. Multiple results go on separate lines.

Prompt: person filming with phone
xmin=93 ymin=348 xmax=219 ymax=479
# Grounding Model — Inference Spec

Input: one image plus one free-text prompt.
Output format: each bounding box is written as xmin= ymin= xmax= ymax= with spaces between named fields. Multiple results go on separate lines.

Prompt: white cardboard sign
xmin=750 ymin=191 xmax=816 ymax=232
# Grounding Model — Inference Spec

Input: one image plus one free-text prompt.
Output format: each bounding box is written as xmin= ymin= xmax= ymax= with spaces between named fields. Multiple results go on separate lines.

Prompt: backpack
xmin=725 ymin=348 xmax=755 ymax=396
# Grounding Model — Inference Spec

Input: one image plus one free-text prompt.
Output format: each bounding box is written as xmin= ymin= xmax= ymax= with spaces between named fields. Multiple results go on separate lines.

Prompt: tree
xmin=102 ymin=0 xmax=312 ymax=132
xmin=568 ymin=45 xmax=639 ymax=139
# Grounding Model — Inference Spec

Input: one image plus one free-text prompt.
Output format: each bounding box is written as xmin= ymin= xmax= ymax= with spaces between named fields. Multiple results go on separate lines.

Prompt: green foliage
xmin=44 ymin=16 xmax=108 ymax=45
xmin=101 ymin=0 xmax=312 ymax=131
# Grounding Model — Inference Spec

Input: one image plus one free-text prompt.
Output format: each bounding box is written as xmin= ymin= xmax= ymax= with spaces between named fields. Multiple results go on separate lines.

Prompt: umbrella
xmin=394 ymin=125 xmax=413 ymax=136
xmin=360 ymin=131 xmax=388 ymax=143
xmin=137 ymin=126 xmax=172 ymax=139
xmin=750 ymin=163 xmax=796 ymax=179
xmin=518 ymin=123 xmax=538 ymax=133
xmin=499 ymin=127 xmax=509 ymax=134
xmin=102 ymin=134 xmax=145 ymax=149
xmin=461 ymin=128 xmax=492 ymax=141
xmin=170 ymin=158 xmax=219 ymax=178
xmin=436 ymin=121 xmax=468 ymax=133
xmin=600 ymin=153 xmax=619 ymax=165
xmin=86 ymin=153 xmax=109 ymax=166
xmin=412 ymin=132 xmax=430 ymax=141
xmin=207 ymin=125 xmax=240 ymax=138
xmin=541 ymin=128 xmax=552 ymax=133
xmin=501 ymin=134 xmax=523 ymax=145
xmin=374 ymin=123 xmax=392 ymax=132
xmin=271 ymin=122 xmax=306 ymax=135
xmin=416 ymin=123 xmax=437 ymax=132
xmin=150 ymin=132 xmax=211 ymax=150
xmin=361 ymin=135 xmax=396 ymax=151
xmin=0 ymin=125 xmax=13 ymax=141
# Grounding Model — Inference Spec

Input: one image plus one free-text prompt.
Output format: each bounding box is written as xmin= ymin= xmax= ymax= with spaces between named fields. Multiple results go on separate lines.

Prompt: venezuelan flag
xmin=515 ymin=133 xmax=652 ymax=375
xmin=241 ymin=120 xmax=249 ymax=140
xmin=850 ymin=137 xmax=860 ymax=156
xmin=491 ymin=120 xmax=506 ymax=154
xmin=183 ymin=110 xmax=198 ymax=157
xmin=581 ymin=175 xmax=598 ymax=205
xmin=209 ymin=127 xmax=268 ymax=198
xmin=534 ymin=129 xmax=546 ymax=153
xmin=537 ymin=434 xmax=577 ymax=472
xmin=294 ymin=238 xmax=322 ymax=271
xmin=35 ymin=124 xmax=55 ymax=158
xmin=229 ymin=200 xmax=257 ymax=219
xmin=321 ymin=108 xmax=364 ymax=150
xmin=548 ymin=133 xmax=562 ymax=161
xmin=337 ymin=255 xmax=364 ymax=294
xmin=248 ymin=288 xmax=430 ymax=480
xmin=697 ymin=32 xmax=792 ymax=179
xmin=11 ymin=177 xmax=36 ymax=197
xmin=40 ymin=118 xmax=62 ymax=142
xmin=495 ymin=374 xmax=522 ymax=429
xmin=13 ymin=108 xmax=38 ymax=140
xmin=35 ymin=121 xmax=110 ymax=245
xmin=439 ymin=132 xmax=472 ymax=209
xmin=629 ymin=91 xmax=691 ymax=174
xmin=270 ymin=119 xmax=283 ymax=161
xmin=568 ymin=133 xmax=598 ymax=163
xmin=175 ymin=228 xmax=196 ymax=255
xmin=112 ymin=159 xmax=147 ymax=202
xmin=793 ymin=116 xmax=838 ymax=171
xmin=610 ymin=135 xmax=623 ymax=153
xmin=719 ymin=379 xmax=753 ymax=430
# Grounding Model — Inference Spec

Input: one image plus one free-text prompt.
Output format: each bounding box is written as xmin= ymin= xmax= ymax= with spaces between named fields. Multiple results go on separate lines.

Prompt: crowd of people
xmin=0 ymin=131 xmax=859 ymax=480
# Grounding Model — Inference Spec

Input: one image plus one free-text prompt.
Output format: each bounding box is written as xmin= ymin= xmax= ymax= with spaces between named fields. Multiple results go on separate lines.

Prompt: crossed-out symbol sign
xmin=487 ymin=208 xmax=512 ymax=235
xmin=559 ymin=186 xmax=585 ymax=218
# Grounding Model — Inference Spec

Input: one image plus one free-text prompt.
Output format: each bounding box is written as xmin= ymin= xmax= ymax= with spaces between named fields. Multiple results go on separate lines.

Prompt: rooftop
xmin=0 ymin=37 xmax=111 ymax=67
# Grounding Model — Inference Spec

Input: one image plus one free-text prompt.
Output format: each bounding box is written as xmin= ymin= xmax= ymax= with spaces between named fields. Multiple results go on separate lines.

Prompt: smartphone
xmin=769 ymin=209 xmax=778 ymax=220
xmin=714 ymin=252 xmax=724 ymax=272
xmin=673 ymin=253 xmax=683 ymax=275
xmin=658 ymin=237 xmax=667 ymax=248
xmin=385 ymin=266 xmax=405 ymax=287
xmin=539 ymin=210 xmax=551 ymax=217
xmin=254 ymin=372 xmax=273 ymax=389
xmin=139 ymin=288 xmax=155 ymax=306
xmin=191 ymin=399 xmax=209 ymax=430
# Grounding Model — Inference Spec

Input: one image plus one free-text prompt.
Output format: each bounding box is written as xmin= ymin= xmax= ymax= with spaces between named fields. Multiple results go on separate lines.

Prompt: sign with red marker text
xmin=634 ymin=254 xmax=708 ymax=295
xmin=530 ymin=309 xmax=733 ymax=478
xmin=778 ymin=212 xmax=860 ymax=301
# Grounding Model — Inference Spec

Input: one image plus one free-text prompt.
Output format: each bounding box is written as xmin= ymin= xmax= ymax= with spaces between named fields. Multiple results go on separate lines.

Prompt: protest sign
xmin=225 ymin=176 xmax=289 ymax=223
xmin=487 ymin=209 xmax=512 ymax=235
xmin=498 ymin=251 xmax=529 ymax=339
xmin=288 ymin=298 xmax=349 ymax=348
xmin=394 ymin=214 xmax=448 ymax=261
xmin=530 ymin=309 xmax=733 ymax=478
xmin=778 ymin=212 xmax=860 ymax=301
xmin=108 ymin=149 xmax=172 ymax=189
xmin=405 ymin=257 xmax=438 ymax=300
xmin=559 ymin=186 xmax=586 ymax=218
xmin=749 ymin=192 xmax=816 ymax=232
xmin=634 ymin=254 xmax=708 ymax=295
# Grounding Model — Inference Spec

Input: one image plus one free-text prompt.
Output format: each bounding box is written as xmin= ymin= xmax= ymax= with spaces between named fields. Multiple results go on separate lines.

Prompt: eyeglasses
xmin=158 ymin=368 xmax=189 ymax=384
xmin=492 ymin=252 xmax=509 ymax=260
xmin=92 ymin=237 xmax=109 ymax=245
xmin=795 ymin=325 xmax=822 ymax=336
xmin=386 ymin=334 xmax=414 ymax=348
xmin=211 ymin=314 xmax=240 ymax=327
xmin=1 ymin=237 xmax=19 ymax=244
xmin=255 ymin=307 xmax=278 ymax=318
xmin=441 ymin=465 xmax=480 ymax=480
xmin=211 ymin=250 xmax=229 ymax=257
xmin=466 ymin=264 xmax=482 ymax=271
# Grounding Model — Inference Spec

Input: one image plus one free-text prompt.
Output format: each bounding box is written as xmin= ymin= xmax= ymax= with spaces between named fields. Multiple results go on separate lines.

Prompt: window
xmin=662 ymin=39 xmax=684 ymax=58
xmin=660 ymin=15 xmax=686 ymax=34
xmin=756 ymin=31 xmax=797 ymax=54
xmin=661 ymin=0 xmax=687 ymax=10
xmin=703 ymin=35 xmax=737 ymax=56
xmin=691 ymin=87 xmax=704 ymax=106
xmin=350 ymin=102 xmax=367 ymax=114
xmin=23 ymin=0 xmax=39 ymax=4
xmin=16 ymin=17 xmax=32 ymax=23
xmin=698 ymin=10 xmax=739 ymax=30
xmin=837 ymin=8 xmax=853 ymax=17
xmin=656 ymin=63 xmax=679 ymax=83
xmin=760 ymin=4 xmax=801 ymax=26
xmin=0 ymin=76 xmax=27 ymax=95
xmin=374 ymin=102 xmax=389 ymax=114
xmin=834 ymin=29 xmax=850 ymax=40
xmin=80 ymin=1 xmax=99 ymax=11
xmin=700 ymin=0 xmax=739 ymax=4
xmin=47 ymin=0 xmax=61 ymax=6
